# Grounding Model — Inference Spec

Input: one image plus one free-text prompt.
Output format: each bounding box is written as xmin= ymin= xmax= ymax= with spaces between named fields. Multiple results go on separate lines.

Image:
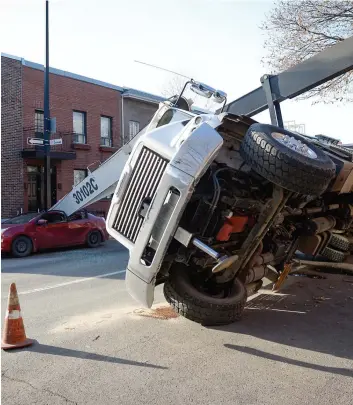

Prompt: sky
xmin=1 ymin=0 xmax=352 ymax=142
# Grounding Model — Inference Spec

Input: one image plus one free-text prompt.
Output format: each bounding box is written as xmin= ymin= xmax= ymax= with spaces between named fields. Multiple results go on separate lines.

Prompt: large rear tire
xmin=240 ymin=124 xmax=335 ymax=195
xmin=321 ymin=246 xmax=346 ymax=263
xmin=163 ymin=263 xmax=247 ymax=326
xmin=329 ymin=233 xmax=350 ymax=252
xmin=348 ymin=236 xmax=353 ymax=253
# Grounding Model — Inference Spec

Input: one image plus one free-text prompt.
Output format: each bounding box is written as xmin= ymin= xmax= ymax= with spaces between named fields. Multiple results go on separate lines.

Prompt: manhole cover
xmin=133 ymin=306 xmax=179 ymax=320
xmin=246 ymin=293 xmax=288 ymax=310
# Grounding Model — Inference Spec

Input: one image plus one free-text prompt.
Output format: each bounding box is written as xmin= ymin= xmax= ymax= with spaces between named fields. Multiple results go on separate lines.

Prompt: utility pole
xmin=43 ymin=0 xmax=51 ymax=210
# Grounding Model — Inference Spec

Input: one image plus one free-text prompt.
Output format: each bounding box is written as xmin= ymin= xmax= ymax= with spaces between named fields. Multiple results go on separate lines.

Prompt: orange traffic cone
xmin=2 ymin=283 xmax=34 ymax=350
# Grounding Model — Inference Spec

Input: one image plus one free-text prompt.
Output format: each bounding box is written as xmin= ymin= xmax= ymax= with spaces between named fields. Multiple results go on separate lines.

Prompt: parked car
xmin=1 ymin=210 xmax=108 ymax=258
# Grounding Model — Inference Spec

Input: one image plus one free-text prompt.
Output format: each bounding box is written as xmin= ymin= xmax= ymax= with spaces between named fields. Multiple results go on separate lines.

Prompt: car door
xmin=66 ymin=211 xmax=91 ymax=245
xmin=35 ymin=211 xmax=70 ymax=249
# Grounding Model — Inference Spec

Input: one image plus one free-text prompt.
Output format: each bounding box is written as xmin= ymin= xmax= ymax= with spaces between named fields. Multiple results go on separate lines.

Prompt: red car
xmin=1 ymin=210 xmax=109 ymax=258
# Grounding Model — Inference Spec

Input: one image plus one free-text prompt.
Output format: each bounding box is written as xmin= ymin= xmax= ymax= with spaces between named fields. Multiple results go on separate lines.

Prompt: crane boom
xmin=50 ymin=133 xmax=141 ymax=216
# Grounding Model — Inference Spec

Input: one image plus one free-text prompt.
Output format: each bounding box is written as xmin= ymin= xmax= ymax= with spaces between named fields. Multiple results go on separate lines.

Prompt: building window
xmin=35 ymin=110 xmax=44 ymax=137
xmin=73 ymin=169 xmax=87 ymax=186
xmin=100 ymin=116 xmax=112 ymax=147
xmin=73 ymin=111 xmax=86 ymax=144
xmin=129 ymin=120 xmax=140 ymax=139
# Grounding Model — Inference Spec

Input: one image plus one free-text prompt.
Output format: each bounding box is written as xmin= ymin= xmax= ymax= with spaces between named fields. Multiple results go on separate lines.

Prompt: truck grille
xmin=113 ymin=147 xmax=168 ymax=242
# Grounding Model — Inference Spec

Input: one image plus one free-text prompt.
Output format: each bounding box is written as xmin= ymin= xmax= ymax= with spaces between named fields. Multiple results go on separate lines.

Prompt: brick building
xmin=1 ymin=54 xmax=163 ymax=218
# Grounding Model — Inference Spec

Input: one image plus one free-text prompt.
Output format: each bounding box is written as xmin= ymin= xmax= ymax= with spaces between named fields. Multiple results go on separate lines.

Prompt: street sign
xmin=27 ymin=137 xmax=44 ymax=146
xmin=50 ymin=138 xmax=62 ymax=146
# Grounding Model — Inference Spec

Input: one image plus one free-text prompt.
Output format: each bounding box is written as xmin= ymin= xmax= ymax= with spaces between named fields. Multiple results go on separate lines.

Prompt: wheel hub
xmin=17 ymin=241 xmax=26 ymax=252
xmin=272 ymin=132 xmax=317 ymax=159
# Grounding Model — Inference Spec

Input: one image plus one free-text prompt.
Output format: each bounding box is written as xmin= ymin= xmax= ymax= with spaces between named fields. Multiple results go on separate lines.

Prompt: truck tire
xmin=321 ymin=246 xmax=346 ymax=263
xmin=240 ymin=124 xmax=335 ymax=195
xmin=329 ymin=234 xmax=350 ymax=252
xmin=348 ymin=237 xmax=353 ymax=253
xmin=163 ymin=263 xmax=247 ymax=326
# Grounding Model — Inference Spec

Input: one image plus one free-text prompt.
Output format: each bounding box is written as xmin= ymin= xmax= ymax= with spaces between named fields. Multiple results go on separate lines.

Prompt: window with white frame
xmin=129 ymin=120 xmax=140 ymax=139
xmin=73 ymin=169 xmax=87 ymax=186
xmin=100 ymin=116 xmax=112 ymax=146
xmin=73 ymin=111 xmax=86 ymax=144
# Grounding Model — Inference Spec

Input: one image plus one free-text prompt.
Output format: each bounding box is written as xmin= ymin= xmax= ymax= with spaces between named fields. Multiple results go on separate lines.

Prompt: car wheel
xmin=12 ymin=236 xmax=33 ymax=258
xmin=163 ymin=263 xmax=247 ymax=326
xmin=240 ymin=123 xmax=336 ymax=195
xmin=87 ymin=230 xmax=102 ymax=248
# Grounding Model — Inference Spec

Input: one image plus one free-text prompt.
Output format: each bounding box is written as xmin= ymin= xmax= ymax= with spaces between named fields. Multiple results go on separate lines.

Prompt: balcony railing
xmin=22 ymin=128 xmax=116 ymax=157
xmin=22 ymin=127 xmax=76 ymax=156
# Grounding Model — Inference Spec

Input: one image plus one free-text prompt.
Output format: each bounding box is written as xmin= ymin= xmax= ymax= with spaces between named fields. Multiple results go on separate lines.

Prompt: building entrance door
xmin=27 ymin=165 xmax=57 ymax=211
xmin=27 ymin=166 xmax=41 ymax=212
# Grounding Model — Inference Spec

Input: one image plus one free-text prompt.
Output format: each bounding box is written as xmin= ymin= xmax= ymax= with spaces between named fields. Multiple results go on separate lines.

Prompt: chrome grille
xmin=113 ymin=147 xmax=168 ymax=242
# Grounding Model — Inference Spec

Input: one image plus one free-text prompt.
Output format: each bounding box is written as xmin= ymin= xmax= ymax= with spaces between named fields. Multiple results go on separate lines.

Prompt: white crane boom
xmin=50 ymin=134 xmax=141 ymax=216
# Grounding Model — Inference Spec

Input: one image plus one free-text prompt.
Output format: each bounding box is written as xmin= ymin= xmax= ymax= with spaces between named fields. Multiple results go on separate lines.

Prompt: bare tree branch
xmin=260 ymin=0 xmax=353 ymax=103
xmin=161 ymin=76 xmax=187 ymax=98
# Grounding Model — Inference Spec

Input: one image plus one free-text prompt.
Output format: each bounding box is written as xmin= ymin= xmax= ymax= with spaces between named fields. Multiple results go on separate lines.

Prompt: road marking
xmin=246 ymin=307 xmax=306 ymax=314
xmin=18 ymin=270 xmax=126 ymax=295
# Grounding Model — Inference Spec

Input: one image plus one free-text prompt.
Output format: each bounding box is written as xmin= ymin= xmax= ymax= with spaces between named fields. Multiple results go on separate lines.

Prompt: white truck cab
xmin=106 ymin=82 xmax=227 ymax=307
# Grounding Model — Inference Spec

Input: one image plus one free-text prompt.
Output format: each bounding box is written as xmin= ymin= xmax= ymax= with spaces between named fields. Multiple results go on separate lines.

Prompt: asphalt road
xmin=1 ymin=240 xmax=353 ymax=405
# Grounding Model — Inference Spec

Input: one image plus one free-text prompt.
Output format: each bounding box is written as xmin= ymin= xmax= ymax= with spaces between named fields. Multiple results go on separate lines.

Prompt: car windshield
xmin=2 ymin=212 xmax=39 ymax=225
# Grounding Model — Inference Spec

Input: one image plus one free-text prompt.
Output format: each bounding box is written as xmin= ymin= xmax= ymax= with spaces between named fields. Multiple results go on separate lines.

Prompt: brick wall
xmin=22 ymin=66 xmax=122 ymax=213
xmin=1 ymin=57 xmax=24 ymax=218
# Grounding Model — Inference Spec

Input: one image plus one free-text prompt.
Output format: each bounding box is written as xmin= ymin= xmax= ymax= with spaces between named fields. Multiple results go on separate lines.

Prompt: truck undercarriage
xmin=160 ymin=115 xmax=353 ymax=324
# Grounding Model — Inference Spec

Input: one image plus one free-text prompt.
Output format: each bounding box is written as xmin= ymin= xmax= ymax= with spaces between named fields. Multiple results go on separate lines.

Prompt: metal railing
xmin=23 ymin=127 xmax=75 ymax=153
xmin=22 ymin=129 xmax=115 ymax=152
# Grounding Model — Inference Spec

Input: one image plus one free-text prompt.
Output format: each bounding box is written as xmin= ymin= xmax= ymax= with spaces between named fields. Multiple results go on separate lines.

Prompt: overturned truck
xmin=106 ymin=36 xmax=353 ymax=325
